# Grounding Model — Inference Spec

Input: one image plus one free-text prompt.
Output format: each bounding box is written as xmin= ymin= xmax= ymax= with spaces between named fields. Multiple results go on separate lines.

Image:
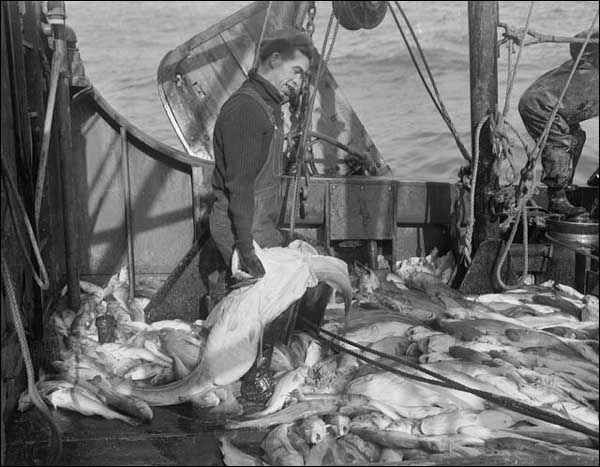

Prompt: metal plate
xmin=329 ymin=181 xmax=395 ymax=239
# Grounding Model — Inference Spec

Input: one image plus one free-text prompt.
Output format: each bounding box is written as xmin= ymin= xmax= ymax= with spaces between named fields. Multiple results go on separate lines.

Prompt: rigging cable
xmin=494 ymin=11 xmax=599 ymax=290
xmin=1 ymin=151 xmax=50 ymax=290
xmin=298 ymin=316 xmax=599 ymax=440
xmin=251 ymin=1 xmax=273 ymax=71
xmin=290 ymin=10 xmax=339 ymax=236
xmin=387 ymin=1 xmax=472 ymax=163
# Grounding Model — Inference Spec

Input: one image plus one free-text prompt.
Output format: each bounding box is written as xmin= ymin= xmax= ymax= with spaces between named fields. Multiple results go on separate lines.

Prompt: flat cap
xmin=258 ymin=27 xmax=314 ymax=63
xmin=262 ymin=27 xmax=313 ymax=47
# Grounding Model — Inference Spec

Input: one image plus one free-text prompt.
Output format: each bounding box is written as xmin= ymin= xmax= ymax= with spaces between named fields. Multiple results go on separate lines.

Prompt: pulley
xmin=331 ymin=1 xmax=387 ymax=31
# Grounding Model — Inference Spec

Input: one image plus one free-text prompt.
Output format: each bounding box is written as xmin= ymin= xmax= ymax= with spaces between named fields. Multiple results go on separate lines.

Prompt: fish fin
xmin=172 ymin=353 xmax=191 ymax=379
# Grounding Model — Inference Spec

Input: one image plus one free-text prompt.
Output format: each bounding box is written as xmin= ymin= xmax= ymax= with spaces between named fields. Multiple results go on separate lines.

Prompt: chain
xmin=306 ymin=2 xmax=316 ymax=39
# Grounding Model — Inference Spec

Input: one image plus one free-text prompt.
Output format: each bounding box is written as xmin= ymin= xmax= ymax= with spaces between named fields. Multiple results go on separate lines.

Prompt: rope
xmin=500 ymin=1 xmax=533 ymax=121
xmin=458 ymin=114 xmax=489 ymax=267
xmin=495 ymin=203 xmax=530 ymax=290
xmin=499 ymin=22 xmax=600 ymax=47
xmin=1 ymin=150 xmax=50 ymax=290
xmin=251 ymin=1 xmax=273 ymax=71
xmin=298 ymin=316 xmax=599 ymax=440
xmin=1 ymin=252 xmax=62 ymax=465
xmin=491 ymin=12 xmax=598 ymax=290
xmin=290 ymin=11 xmax=339 ymax=235
xmin=387 ymin=1 xmax=472 ymax=163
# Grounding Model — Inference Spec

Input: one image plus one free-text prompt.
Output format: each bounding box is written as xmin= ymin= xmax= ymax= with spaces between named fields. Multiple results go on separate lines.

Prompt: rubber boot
xmin=239 ymin=346 xmax=275 ymax=404
xmin=239 ymin=305 xmax=298 ymax=403
xmin=588 ymin=167 xmax=599 ymax=187
xmin=566 ymin=126 xmax=586 ymax=191
xmin=548 ymin=188 xmax=587 ymax=219
xmin=295 ymin=283 xmax=333 ymax=332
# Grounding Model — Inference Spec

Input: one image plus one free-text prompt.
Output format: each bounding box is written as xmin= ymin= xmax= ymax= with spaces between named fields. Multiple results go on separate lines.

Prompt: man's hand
xmin=238 ymin=248 xmax=266 ymax=278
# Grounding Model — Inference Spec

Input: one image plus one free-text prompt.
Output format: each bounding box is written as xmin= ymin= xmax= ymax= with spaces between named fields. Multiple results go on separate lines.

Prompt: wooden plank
xmin=22 ymin=1 xmax=46 ymax=167
xmin=396 ymin=181 xmax=456 ymax=224
xmin=4 ymin=405 xmax=267 ymax=466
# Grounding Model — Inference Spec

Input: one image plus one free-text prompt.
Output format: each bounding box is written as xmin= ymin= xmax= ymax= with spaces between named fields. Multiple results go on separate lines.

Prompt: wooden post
xmin=468 ymin=1 xmax=500 ymax=252
xmin=49 ymin=1 xmax=80 ymax=310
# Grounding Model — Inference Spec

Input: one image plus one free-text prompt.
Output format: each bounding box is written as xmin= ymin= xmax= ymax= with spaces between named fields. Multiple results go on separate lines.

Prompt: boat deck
xmin=5 ymin=403 xmax=266 ymax=466
xmin=5 ymin=405 xmax=600 ymax=466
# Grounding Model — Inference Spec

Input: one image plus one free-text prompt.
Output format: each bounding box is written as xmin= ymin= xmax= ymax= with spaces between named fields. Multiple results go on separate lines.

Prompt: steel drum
xmin=546 ymin=216 xmax=599 ymax=251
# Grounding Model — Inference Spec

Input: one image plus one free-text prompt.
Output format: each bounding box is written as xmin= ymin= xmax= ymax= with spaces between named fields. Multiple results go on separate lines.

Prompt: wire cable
xmin=298 ymin=315 xmax=599 ymax=440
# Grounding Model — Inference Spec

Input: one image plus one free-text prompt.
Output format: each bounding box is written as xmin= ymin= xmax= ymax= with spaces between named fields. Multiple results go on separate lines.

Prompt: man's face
xmin=271 ymin=50 xmax=310 ymax=101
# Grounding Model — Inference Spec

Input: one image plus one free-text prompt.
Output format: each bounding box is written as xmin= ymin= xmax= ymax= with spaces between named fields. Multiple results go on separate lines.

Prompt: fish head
xmin=295 ymin=365 xmax=310 ymax=379
xmin=505 ymin=328 xmax=528 ymax=341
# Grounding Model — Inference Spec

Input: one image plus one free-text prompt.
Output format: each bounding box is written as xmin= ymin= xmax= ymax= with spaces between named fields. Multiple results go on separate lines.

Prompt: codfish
xmin=227 ymin=399 xmax=342 ymax=430
xmin=341 ymin=321 xmax=414 ymax=348
xmin=345 ymin=371 xmax=484 ymax=417
xmin=19 ymin=380 xmax=141 ymax=426
xmin=219 ymin=436 xmax=267 ymax=466
xmin=248 ymin=366 xmax=309 ymax=418
xmin=303 ymin=433 xmax=338 ymax=466
xmin=114 ymin=243 xmax=353 ymax=407
xmin=532 ymin=294 xmax=582 ymax=319
xmin=324 ymin=414 xmax=350 ymax=437
xmin=504 ymin=328 xmax=591 ymax=361
xmin=261 ymin=424 xmax=304 ymax=466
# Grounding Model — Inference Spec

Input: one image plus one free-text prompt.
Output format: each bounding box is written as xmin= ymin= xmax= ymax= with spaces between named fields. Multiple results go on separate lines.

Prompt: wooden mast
xmin=468 ymin=1 xmax=499 ymax=252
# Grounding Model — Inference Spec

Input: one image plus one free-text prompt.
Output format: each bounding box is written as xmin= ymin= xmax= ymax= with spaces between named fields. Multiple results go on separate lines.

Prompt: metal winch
xmin=546 ymin=216 xmax=599 ymax=295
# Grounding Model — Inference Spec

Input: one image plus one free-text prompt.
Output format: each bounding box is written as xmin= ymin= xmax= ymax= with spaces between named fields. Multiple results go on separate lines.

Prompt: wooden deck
xmin=5 ymin=404 xmax=267 ymax=466
xmin=5 ymin=403 xmax=599 ymax=466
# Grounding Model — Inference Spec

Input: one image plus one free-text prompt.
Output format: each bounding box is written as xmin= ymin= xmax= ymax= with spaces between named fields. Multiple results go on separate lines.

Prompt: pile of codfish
xmin=18 ymin=241 xmax=353 ymax=424
xmin=18 ymin=242 xmax=599 ymax=465
xmin=219 ymin=254 xmax=599 ymax=465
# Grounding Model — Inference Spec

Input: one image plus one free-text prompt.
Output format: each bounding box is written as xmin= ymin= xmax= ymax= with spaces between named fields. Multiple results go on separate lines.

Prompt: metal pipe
xmin=468 ymin=1 xmax=500 ymax=252
xmin=34 ymin=42 xmax=63 ymax=229
xmin=120 ymin=126 xmax=135 ymax=300
xmin=50 ymin=1 xmax=80 ymax=310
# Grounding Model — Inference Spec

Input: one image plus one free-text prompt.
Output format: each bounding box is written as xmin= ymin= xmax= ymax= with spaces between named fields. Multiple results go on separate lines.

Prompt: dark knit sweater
xmin=212 ymin=71 xmax=284 ymax=251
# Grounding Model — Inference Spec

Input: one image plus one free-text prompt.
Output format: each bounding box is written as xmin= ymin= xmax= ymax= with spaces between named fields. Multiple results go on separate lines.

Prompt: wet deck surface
xmin=5 ymin=404 xmax=267 ymax=466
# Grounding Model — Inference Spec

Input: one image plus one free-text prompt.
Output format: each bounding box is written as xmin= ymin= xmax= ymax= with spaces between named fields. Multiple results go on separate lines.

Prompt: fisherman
xmin=205 ymin=28 xmax=331 ymax=402
xmin=518 ymin=29 xmax=599 ymax=218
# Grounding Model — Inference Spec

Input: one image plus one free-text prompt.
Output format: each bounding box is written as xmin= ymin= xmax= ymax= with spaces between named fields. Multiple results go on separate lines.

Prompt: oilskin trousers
xmin=518 ymin=62 xmax=598 ymax=189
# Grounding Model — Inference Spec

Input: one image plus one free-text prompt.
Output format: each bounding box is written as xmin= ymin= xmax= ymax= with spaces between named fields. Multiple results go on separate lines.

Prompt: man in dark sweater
xmin=518 ymin=29 xmax=598 ymax=218
xmin=209 ymin=29 xmax=313 ymax=278
xmin=208 ymin=29 xmax=325 ymax=403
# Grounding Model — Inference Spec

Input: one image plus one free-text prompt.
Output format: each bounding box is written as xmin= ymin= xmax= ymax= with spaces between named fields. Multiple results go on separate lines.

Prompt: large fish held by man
xmin=113 ymin=241 xmax=353 ymax=406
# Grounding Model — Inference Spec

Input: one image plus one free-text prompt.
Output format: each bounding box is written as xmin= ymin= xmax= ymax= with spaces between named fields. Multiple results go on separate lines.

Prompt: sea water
xmin=66 ymin=1 xmax=598 ymax=184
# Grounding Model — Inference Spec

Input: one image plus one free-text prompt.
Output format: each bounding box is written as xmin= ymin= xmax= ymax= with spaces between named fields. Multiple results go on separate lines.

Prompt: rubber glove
xmin=238 ymin=247 xmax=266 ymax=278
